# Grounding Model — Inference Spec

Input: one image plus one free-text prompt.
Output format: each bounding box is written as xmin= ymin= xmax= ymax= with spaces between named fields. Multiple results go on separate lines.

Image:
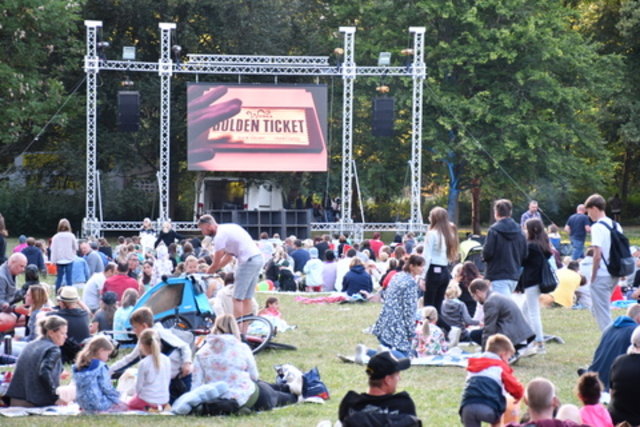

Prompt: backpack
xmin=598 ymin=221 xmax=635 ymax=277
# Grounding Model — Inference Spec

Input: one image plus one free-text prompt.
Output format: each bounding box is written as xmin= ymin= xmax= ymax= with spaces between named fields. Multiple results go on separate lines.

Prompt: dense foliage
xmin=0 ymin=0 xmax=638 ymax=233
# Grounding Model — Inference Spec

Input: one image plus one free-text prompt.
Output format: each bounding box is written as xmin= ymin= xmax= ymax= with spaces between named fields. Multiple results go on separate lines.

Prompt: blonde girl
xmin=128 ymin=329 xmax=171 ymax=410
xmin=414 ymin=306 xmax=448 ymax=357
xmin=73 ymin=336 xmax=124 ymax=412
xmin=423 ymin=207 xmax=459 ymax=328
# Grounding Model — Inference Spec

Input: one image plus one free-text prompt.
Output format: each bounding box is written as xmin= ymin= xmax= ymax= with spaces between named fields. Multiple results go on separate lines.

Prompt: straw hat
xmin=57 ymin=286 xmax=79 ymax=303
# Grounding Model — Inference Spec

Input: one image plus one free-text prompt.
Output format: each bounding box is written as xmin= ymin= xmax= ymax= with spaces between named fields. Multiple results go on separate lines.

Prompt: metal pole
xmin=83 ymin=20 xmax=102 ymax=238
xmin=339 ymin=26 xmax=356 ymax=234
xmin=158 ymin=23 xmax=176 ymax=223
xmin=409 ymin=27 xmax=426 ymax=231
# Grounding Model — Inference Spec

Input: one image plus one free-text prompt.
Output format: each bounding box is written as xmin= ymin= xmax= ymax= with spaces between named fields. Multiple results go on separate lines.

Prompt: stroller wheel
xmin=161 ymin=315 xmax=192 ymax=331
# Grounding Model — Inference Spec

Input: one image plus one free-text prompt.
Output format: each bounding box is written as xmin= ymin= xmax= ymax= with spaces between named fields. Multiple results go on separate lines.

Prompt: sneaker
xmin=448 ymin=327 xmax=462 ymax=348
xmin=577 ymin=368 xmax=586 ymax=377
xmin=519 ymin=345 xmax=538 ymax=358
xmin=508 ymin=352 xmax=521 ymax=365
xmin=354 ymin=344 xmax=370 ymax=364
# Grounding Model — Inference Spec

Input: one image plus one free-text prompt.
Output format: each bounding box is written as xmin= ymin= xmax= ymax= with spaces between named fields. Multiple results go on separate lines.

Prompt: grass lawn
xmin=1 ymin=289 xmax=618 ymax=426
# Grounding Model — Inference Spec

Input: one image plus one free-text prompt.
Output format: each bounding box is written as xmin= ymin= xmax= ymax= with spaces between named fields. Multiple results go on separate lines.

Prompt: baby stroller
xmin=126 ymin=275 xmax=278 ymax=354
xmin=459 ymin=236 xmax=486 ymax=274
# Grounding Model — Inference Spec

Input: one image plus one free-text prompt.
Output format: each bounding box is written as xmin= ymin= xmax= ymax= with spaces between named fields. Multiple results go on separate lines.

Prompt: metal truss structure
xmin=82 ymin=21 xmax=426 ymax=238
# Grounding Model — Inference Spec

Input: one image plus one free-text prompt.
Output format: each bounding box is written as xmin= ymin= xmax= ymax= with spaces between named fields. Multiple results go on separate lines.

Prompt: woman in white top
xmin=423 ymin=207 xmax=459 ymax=329
xmin=50 ymin=218 xmax=78 ymax=291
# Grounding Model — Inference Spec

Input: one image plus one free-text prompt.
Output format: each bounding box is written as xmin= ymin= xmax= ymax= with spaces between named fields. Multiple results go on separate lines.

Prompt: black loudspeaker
xmin=118 ymin=91 xmax=140 ymax=132
xmin=372 ymin=97 xmax=395 ymax=137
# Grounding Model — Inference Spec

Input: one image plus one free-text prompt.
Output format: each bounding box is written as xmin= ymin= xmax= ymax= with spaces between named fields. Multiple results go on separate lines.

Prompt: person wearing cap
xmin=90 ymin=291 xmax=118 ymax=334
xmin=13 ymin=234 xmax=28 ymax=254
xmin=303 ymin=247 xmax=324 ymax=292
xmin=338 ymin=351 xmax=419 ymax=426
xmin=46 ymin=286 xmax=90 ymax=363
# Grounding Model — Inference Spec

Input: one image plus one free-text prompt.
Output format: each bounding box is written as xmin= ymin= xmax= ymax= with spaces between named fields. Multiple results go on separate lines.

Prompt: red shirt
xmin=369 ymin=239 xmax=384 ymax=257
xmin=102 ymin=273 xmax=139 ymax=301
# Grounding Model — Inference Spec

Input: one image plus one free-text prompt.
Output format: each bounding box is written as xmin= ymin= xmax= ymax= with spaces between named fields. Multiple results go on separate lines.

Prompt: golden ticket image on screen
xmin=208 ymin=107 xmax=310 ymax=146
xmin=202 ymin=87 xmax=326 ymax=153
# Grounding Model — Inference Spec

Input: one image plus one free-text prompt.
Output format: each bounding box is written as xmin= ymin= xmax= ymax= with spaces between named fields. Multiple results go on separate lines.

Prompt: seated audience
xmin=6 ymin=316 xmax=68 ymax=407
xmin=338 ymin=351 xmax=420 ymax=426
xmin=608 ymin=325 xmax=640 ymax=426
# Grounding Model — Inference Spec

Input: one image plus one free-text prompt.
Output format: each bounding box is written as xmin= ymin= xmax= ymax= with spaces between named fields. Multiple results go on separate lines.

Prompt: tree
xmin=328 ymin=0 xmax=618 ymax=229
xmin=0 ymin=0 xmax=85 ymax=160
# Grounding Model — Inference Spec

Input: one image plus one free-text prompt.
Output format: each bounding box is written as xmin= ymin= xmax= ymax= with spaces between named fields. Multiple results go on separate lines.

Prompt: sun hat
xmin=57 ymin=286 xmax=79 ymax=303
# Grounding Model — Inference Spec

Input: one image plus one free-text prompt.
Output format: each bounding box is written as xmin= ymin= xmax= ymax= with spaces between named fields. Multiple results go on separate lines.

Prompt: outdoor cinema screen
xmin=187 ymin=83 xmax=328 ymax=172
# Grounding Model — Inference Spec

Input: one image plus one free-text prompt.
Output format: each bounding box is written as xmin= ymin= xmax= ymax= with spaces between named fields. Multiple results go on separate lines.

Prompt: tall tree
xmin=0 ymin=0 xmax=85 ymax=162
xmin=329 ymin=0 xmax=618 ymax=229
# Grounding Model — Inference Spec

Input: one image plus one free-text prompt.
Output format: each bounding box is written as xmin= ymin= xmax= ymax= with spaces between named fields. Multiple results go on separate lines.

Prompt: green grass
xmin=2 ymin=290 xmax=619 ymax=426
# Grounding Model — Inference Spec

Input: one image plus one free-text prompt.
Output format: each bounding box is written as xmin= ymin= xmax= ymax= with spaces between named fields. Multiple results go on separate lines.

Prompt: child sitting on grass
xmin=109 ymin=307 xmax=193 ymax=404
xmin=576 ymin=372 xmax=613 ymax=427
xmin=414 ymin=306 xmax=448 ymax=357
xmin=128 ymin=329 xmax=171 ymax=411
xmin=73 ymin=335 xmax=126 ymax=412
xmin=441 ymin=282 xmax=481 ymax=343
xmin=459 ymin=333 xmax=524 ymax=427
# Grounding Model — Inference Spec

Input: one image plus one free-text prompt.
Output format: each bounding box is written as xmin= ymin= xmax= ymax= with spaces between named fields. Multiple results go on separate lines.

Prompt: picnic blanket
xmin=0 ymin=404 xmax=173 ymax=417
xmin=337 ymin=350 xmax=480 ymax=368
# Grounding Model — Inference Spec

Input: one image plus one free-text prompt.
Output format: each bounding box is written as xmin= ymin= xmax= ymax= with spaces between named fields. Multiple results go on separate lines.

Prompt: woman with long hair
xmin=457 ymin=261 xmax=482 ymax=317
xmin=423 ymin=207 xmax=459 ymax=329
xmin=520 ymin=218 xmax=552 ymax=354
xmin=371 ymin=254 xmax=426 ymax=357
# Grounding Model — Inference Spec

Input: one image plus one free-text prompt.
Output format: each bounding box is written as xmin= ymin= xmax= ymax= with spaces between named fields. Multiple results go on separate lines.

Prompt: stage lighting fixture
xmin=378 ymin=52 xmax=391 ymax=66
xmin=122 ymin=46 xmax=136 ymax=60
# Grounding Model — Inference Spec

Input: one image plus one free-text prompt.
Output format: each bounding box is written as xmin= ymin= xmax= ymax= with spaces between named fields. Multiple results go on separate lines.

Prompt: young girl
xmin=258 ymin=297 xmax=282 ymax=318
xmin=576 ymin=372 xmax=614 ymax=427
xmin=258 ymin=297 xmax=293 ymax=333
xmin=441 ymin=282 xmax=480 ymax=343
xmin=414 ymin=306 xmax=448 ymax=357
xmin=113 ymin=288 xmax=139 ymax=342
xmin=128 ymin=329 xmax=171 ymax=411
xmin=73 ymin=336 xmax=125 ymax=412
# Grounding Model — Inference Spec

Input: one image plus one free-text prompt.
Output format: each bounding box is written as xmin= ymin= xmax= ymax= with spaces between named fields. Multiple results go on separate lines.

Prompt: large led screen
xmin=187 ymin=83 xmax=328 ymax=172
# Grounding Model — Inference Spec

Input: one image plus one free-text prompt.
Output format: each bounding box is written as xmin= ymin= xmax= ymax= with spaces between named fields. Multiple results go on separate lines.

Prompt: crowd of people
xmin=0 ymin=191 xmax=639 ymax=425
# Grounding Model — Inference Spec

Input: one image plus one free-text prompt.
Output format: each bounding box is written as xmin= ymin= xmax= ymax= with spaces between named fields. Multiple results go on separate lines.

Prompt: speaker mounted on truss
xmin=117 ymin=91 xmax=140 ymax=132
xmin=371 ymin=97 xmax=394 ymax=137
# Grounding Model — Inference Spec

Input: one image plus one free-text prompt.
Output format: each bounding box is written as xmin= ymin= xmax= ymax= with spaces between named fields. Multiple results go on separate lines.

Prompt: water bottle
xmin=3 ymin=336 xmax=11 ymax=355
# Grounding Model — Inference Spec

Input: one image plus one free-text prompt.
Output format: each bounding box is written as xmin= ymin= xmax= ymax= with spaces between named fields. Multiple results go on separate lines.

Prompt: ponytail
xmin=139 ymin=329 xmax=162 ymax=369
xmin=421 ymin=306 xmax=438 ymax=337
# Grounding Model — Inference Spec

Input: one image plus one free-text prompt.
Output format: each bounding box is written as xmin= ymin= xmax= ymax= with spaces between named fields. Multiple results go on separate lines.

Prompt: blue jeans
xmin=55 ymin=263 xmax=74 ymax=291
xmin=491 ymin=279 xmax=517 ymax=296
xmin=367 ymin=339 xmax=411 ymax=359
xmin=570 ymin=238 xmax=585 ymax=260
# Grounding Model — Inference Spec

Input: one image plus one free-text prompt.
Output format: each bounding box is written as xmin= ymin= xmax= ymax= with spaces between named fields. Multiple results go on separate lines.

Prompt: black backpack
xmin=598 ymin=221 xmax=635 ymax=277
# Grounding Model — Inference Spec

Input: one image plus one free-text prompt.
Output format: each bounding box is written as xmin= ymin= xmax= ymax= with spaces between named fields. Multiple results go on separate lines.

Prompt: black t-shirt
xmin=338 ymin=390 xmax=417 ymax=422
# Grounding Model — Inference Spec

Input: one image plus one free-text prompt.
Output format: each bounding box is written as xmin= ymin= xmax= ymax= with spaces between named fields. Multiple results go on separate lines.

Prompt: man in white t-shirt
xmin=585 ymin=193 xmax=622 ymax=331
xmin=198 ymin=214 xmax=262 ymax=321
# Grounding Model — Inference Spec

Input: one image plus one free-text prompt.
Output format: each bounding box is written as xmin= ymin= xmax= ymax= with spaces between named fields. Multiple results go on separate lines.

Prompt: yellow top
xmin=550 ymin=268 xmax=582 ymax=307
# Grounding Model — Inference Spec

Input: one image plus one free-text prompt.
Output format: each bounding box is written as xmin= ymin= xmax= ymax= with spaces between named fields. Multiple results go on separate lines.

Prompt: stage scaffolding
xmin=83 ymin=21 xmax=427 ymax=240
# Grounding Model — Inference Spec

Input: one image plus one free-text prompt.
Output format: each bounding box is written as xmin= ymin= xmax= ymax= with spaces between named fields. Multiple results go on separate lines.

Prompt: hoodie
xmin=482 ymin=218 xmax=528 ymax=281
xmin=342 ymin=264 xmax=373 ymax=296
xmin=588 ymin=315 xmax=637 ymax=390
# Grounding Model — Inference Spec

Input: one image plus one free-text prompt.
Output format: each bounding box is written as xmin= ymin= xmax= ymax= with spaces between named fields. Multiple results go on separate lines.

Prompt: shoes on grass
xmin=354 ymin=344 xmax=370 ymax=364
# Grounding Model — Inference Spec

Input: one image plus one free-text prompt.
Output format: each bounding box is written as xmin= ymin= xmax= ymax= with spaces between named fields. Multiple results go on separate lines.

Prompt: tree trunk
xmin=447 ymin=187 xmax=460 ymax=226
xmin=470 ymin=177 xmax=481 ymax=235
